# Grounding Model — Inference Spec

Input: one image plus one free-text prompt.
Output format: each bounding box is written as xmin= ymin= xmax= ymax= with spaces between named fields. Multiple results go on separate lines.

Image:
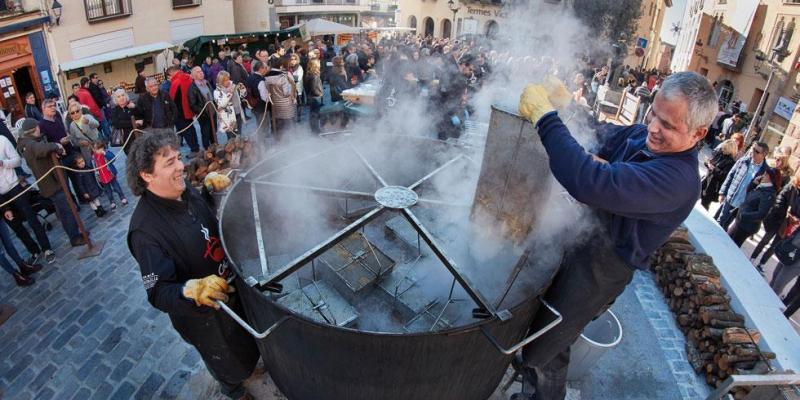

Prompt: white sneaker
xmin=44 ymin=250 xmax=55 ymax=264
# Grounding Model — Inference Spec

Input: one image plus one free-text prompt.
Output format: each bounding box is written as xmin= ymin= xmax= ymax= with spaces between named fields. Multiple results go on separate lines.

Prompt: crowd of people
xmin=700 ymin=127 xmax=800 ymax=319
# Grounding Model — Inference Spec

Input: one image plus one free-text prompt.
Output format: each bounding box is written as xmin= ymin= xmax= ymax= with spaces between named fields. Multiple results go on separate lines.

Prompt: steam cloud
xmin=226 ymin=2 xmax=613 ymax=332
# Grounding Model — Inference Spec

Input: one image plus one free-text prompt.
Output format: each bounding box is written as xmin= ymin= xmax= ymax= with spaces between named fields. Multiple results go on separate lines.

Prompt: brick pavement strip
xmin=0 ymin=156 xmax=231 ymax=399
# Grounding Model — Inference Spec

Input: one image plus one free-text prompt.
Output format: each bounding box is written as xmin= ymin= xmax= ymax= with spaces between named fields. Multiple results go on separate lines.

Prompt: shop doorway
xmin=442 ymin=19 xmax=452 ymax=39
xmin=0 ymin=66 xmax=37 ymax=121
xmin=13 ymin=67 xmax=36 ymax=109
xmin=423 ymin=17 xmax=434 ymax=38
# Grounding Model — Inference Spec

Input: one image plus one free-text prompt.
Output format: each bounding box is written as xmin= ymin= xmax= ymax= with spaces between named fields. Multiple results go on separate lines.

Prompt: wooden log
xmin=677 ymin=314 xmax=693 ymax=327
xmin=697 ymin=282 xmax=726 ymax=294
xmin=733 ymin=348 xmax=776 ymax=359
xmin=700 ymin=311 xmax=744 ymax=324
xmin=705 ymin=363 xmax=718 ymax=374
xmin=733 ymin=361 xmax=770 ymax=375
xmin=687 ymin=257 xmax=719 ymax=277
xmin=685 ymin=341 xmax=706 ymax=373
xmin=709 ymin=319 xmax=745 ymax=329
xmin=669 ymin=227 xmax=690 ymax=242
xmin=703 ymin=327 xmax=724 ymax=339
xmin=699 ymin=304 xmax=729 ymax=313
xmin=718 ymin=354 xmax=760 ymax=371
xmin=722 ymin=328 xmax=761 ymax=345
xmin=700 ymin=294 xmax=730 ymax=306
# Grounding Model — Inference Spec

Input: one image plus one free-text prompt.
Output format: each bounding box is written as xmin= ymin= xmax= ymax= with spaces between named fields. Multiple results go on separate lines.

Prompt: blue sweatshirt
xmin=536 ymin=112 xmax=701 ymax=269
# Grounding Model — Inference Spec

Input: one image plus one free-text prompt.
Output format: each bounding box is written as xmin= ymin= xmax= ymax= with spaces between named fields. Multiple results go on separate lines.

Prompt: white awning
xmin=291 ymin=18 xmax=361 ymax=36
xmin=59 ymin=41 xmax=175 ymax=72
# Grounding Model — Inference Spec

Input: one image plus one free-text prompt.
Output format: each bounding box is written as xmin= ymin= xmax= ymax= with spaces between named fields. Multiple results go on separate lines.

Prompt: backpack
xmin=775 ymin=229 xmax=800 ymax=265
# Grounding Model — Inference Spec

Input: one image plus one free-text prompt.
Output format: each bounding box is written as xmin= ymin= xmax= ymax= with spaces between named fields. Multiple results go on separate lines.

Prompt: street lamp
xmin=50 ymin=0 xmax=63 ymax=25
xmin=747 ymin=47 xmax=780 ymax=143
xmin=447 ymin=0 xmax=460 ymax=39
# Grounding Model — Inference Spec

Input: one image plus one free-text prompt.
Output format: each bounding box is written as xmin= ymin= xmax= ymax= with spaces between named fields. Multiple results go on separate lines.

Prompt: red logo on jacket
xmin=200 ymin=225 xmax=225 ymax=263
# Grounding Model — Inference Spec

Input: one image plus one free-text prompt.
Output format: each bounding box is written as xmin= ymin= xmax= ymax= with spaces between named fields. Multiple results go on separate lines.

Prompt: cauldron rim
xmin=219 ymin=136 xmax=553 ymax=337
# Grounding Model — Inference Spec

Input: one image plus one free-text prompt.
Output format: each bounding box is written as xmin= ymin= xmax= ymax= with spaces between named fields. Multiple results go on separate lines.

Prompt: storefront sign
xmin=0 ymin=43 xmax=28 ymax=59
xmin=466 ymin=7 xmax=507 ymax=19
xmin=774 ymin=96 xmax=797 ymax=121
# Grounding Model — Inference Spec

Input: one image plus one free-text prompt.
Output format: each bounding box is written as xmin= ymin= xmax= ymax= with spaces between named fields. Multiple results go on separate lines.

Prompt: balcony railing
xmin=173 ymin=0 xmax=202 ymax=8
xmin=0 ymin=0 xmax=28 ymax=18
xmin=275 ymin=0 xmax=361 ymax=6
xmin=84 ymin=0 xmax=132 ymax=23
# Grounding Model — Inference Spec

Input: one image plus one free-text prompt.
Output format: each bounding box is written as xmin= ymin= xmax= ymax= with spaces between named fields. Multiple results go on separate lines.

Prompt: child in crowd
xmin=73 ymin=155 xmax=106 ymax=217
xmin=92 ymin=141 xmax=128 ymax=209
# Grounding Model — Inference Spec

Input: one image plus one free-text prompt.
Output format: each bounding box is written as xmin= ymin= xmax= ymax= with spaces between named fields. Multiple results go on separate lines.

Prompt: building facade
xmin=0 ymin=0 xmax=55 ymax=119
xmin=396 ymin=0 xmax=573 ymax=39
xmin=623 ymin=0 xmax=673 ymax=70
xmin=45 ymin=0 xmax=236 ymax=94
xmin=670 ymin=0 xmax=800 ymax=151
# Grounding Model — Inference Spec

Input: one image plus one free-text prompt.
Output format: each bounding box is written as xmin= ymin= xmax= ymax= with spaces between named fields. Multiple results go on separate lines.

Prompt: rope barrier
xmin=0 ymin=95 xmax=273 ymax=210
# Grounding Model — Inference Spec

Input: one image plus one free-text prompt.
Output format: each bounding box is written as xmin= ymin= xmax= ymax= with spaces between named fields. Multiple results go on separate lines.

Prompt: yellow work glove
xmin=183 ymin=275 xmax=235 ymax=309
xmin=542 ymin=75 xmax=573 ymax=110
xmin=519 ymin=84 xmax=555 ymax=124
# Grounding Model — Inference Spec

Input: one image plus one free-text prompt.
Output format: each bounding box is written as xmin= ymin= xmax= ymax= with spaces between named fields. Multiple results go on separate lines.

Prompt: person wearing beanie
xmin=0 ymin=118 xmax=56 ymax=265
xmin=17 ymin=118 xmax=86 ymax=247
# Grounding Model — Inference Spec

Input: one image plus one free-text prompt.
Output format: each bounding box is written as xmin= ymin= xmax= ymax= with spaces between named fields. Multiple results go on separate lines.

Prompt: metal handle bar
xmin=479 ymin=299 xmax=562 ymax=355
xmin=217 ymin=301 xmax=291 ymax=339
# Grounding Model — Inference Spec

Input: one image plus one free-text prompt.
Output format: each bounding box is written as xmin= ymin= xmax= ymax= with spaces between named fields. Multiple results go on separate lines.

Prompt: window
xmin=173 ymin=0 xmax=202 ymax=7
xmin=84 ymin=0 xmax=132 ymax=22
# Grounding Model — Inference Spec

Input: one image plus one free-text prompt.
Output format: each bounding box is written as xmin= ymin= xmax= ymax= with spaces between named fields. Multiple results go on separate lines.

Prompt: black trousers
xmin=197 ymin=113 xmax=214 ymax=149
xmin=521 ymin=235 xmax=634 ymax=399
xmin=0 ymin=184 xmax=51 ymax=254
xmin=784 ymin=280 xmax=800 ymax=318
xmin=751 ymin=227 xmax=779 ymax=265
xmin=727 ymin=221 xmax=755 ymax=248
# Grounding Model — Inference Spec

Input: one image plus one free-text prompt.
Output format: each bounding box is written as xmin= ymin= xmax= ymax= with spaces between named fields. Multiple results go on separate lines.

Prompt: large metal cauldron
xmin=218 ymin=107 xmax=563 ymax=400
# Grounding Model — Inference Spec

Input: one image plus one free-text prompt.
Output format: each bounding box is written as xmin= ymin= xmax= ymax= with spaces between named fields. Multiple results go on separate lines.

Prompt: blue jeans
xmin=717 ymin=200 xmax=738 ymax=231
xmin=0 ymin=218 xmax=23 ymax=275
xmin=99 ymin=117 xmax=112 ymax=141
xmin=101 ymin=178 xmax=126 ymax=204
xmin=175 ymin=118 xmax=199 ymax=152
xmin=49 ymin=191 xmax=81 ymax=241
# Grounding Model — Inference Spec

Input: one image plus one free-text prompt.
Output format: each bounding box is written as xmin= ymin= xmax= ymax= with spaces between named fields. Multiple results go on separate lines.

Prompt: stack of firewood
xmin=652 ymin=228 xmax=774 ymax=399
xmin=186 ymin=137 xmax=256 ymax=187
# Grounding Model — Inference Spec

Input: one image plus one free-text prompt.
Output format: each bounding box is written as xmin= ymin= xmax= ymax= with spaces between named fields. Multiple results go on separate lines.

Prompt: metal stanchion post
xmin=50 ymin=153 xmax=105 ymax=259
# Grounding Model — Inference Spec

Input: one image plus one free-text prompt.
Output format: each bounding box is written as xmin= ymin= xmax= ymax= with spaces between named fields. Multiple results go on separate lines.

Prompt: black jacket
xmin=763 ymin=184 xmax=799 ymax=233
xmin=73 ymin=166 xmax=101 ymax=201
xmin=127 ymin=187 xmax=258 ymax=383
xmin=229 ymin=62 xmax=248 ymax=85
xmin=187 ymin=82 xmax=214 ymax=117
xmin=700 ymin=150 xmax=736 ymax=205
xmin=110 ymin=105 xmax=135 ymax=131
xmin=135 ymin=91 xmax=177 ymax=129
xmin=735 ymin=185 xmax=778 ymax=234
xmin=24 ymin=104 xmax=43 ymax=121
xmin=246 ymin=72 xmax=266 ymax=110
xmin=304 ymin=73 xmax=323 ymax=98
xmin=87 ymin=83 xmax=107 ymax=109
xmin=328 ymin=73 xmax=349 ymax=102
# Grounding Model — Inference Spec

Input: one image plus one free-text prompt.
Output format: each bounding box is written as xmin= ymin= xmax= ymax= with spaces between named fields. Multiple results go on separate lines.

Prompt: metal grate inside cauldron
xmin=219 ymin=107 xmax=563 ymax=400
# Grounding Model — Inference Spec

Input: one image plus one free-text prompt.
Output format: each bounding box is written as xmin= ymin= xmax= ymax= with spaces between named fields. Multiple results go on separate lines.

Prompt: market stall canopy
xmin=366 ymin=27 xmax=416 ymax=31
xmin=182 ymin=28 xmax=300 ymax=55
xmin=292 ymin=18 xmax=361 ymax=36
xmin=60 ymin=41 xmax=175 ymax=73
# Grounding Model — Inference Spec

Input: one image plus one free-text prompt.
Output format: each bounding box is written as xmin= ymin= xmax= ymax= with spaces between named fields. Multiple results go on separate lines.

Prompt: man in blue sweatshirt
xmin=513 ymin=72 xmax=718 ymax=399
